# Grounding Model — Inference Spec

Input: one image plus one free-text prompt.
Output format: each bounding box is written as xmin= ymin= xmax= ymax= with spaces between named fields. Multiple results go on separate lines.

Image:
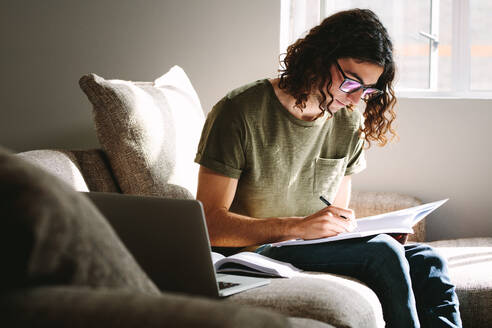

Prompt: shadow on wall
xmin=3 ymin=124 xmax=100 ymax=153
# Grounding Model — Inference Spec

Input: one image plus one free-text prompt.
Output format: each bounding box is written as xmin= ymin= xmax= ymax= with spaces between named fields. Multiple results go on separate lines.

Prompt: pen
xmin=319 ymin=196 xmax=348 ymax=220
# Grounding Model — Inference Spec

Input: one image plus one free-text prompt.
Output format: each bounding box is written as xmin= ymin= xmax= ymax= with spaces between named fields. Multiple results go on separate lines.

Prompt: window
xmin=280 ymin=0 xmax=492 ymax=98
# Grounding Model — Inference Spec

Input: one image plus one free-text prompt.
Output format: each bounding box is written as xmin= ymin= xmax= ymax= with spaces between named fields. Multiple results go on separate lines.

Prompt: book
xmin=211 ymin=251 xmax=303 ymax=278
xmin=270 ymin=199 xmax=448 ymax=247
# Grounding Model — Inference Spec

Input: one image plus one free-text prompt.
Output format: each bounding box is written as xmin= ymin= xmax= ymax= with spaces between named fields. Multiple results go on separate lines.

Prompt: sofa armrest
xmin=16 ymin=149 xmax=121 ymax=193
xmin=0 ymin=286 xmax=292 ymax=328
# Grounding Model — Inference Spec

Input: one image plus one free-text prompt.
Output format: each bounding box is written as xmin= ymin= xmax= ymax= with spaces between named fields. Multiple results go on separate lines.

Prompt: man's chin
xmin=328 ymin=106 xmax=345 ymax=114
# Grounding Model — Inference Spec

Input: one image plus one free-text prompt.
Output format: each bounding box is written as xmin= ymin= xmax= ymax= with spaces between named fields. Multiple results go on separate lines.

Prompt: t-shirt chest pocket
xmin=313 ymin=157 xmax=347 ymax=201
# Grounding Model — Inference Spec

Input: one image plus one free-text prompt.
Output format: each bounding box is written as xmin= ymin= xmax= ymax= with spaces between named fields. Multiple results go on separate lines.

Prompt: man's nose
xmin=347 ymin=89 xmax=364 ymax=105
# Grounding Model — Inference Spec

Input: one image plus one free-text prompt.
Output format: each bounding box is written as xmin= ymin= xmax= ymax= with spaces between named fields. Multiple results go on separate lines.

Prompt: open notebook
xmin=271 ymin=199 xmax=448 ymax=247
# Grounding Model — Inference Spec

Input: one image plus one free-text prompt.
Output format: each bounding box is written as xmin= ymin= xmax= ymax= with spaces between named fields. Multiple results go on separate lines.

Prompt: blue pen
xmin=319 ymin=196 xmax=348 ymax=220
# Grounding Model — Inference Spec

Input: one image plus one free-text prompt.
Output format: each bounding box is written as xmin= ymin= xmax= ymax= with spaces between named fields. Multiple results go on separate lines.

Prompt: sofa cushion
xmin=0 ymin=147 xmax=159 ymax=294
xmin=428 ymin=237 xmax=492 ymax=328
xmin=68 ymin=149 xmax=121 ymax=192
xmin=17 ymin=149 xmax=120 ymax=193
xmin=79 ymin=66 xmax=204 ymax=199
xmin=228 ymin=273 xmax=384 ymax=328
xmin=17 ymin=150 xmax=90 ymax=192
xmin=1 ymin=286 xmax=308 ymax=328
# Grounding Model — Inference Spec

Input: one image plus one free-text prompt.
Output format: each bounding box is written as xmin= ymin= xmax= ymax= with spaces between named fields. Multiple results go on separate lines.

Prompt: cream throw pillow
xmin=79 ymin=66 xmax=204 ymax=198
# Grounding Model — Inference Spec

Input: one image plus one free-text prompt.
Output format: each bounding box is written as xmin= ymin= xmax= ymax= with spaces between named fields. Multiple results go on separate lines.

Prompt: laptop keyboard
xmin=218 ymin=281 xmax=240 ymax=290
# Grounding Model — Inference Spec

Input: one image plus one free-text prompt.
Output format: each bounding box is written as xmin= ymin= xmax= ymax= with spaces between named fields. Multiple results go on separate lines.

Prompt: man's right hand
xmin=293 ymin=205 xmax=357 ymax=240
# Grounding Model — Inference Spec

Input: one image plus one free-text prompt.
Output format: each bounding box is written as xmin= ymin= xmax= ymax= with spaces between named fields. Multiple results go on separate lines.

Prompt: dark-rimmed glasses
xmin=335 ymin=61 xmax=383 ymax=100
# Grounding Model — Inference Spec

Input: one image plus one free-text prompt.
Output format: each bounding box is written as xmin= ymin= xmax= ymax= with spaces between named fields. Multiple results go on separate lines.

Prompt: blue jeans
xmin=256 ymin=234 xmax=462 ymax=328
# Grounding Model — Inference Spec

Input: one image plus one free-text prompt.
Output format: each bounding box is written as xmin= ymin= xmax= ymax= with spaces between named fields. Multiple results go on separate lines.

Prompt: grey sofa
xmin=14 ymin=148 xmax=492 ymax=328
xmin=0 ymin=147 xmax=330 ymax=328
xmin=3 ymin=67 xmax=490 ymax=327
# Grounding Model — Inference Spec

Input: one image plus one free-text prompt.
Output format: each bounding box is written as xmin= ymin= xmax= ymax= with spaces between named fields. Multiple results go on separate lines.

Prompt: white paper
xmin=270 ymin=199 xmax=448 ymax=247
xmin=212 ymin=251 xmax=302 ymax=278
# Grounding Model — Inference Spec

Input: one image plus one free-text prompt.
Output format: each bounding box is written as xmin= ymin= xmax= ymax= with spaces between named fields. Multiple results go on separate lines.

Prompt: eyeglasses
xmin=334 ymin=61 xmax=383 ymax=100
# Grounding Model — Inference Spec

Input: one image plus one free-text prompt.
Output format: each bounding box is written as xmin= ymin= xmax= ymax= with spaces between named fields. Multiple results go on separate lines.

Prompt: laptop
xmin=83 ymin=192 xmax=270 ymax=297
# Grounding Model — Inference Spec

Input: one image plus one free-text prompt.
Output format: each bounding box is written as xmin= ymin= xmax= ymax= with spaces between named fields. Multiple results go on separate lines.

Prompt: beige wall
xmin=0 ymin=0 xmax=279 ymax=151
xmin=1 ymin=1 xmax=490 ymax=240
xmin=354 ymin=98 xmax=492 ymax=240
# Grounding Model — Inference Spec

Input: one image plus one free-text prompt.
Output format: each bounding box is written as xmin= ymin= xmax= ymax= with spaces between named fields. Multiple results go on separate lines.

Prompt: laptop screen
xmin=83 ymin=192 xmax=220 ymax=297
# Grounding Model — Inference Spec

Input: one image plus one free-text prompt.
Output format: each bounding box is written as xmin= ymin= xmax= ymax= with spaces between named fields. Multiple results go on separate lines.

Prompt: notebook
xmin=83 ymin=192 xmax=270 ymax=297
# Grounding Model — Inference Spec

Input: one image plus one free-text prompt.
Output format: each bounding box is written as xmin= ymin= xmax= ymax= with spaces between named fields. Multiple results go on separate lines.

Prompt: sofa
xmin=0 ymin=146 xmax=329 ymax=328
xmin=2 ymin=66 xmax=491 ymax=327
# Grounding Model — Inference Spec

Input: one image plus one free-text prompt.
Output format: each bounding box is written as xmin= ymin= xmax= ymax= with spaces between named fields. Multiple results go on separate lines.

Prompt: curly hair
xmin=278 ymin=9 xmax=397 ymax=147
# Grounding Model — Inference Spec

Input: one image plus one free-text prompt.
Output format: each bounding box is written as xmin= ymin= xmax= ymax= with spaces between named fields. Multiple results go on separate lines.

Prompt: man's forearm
xmin=204 ymin=207 xmax=301 ymax=247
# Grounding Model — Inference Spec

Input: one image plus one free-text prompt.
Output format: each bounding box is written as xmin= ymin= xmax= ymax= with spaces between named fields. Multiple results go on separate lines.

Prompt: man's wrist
xmin=276 ymin=217 xmax=302 ymax=241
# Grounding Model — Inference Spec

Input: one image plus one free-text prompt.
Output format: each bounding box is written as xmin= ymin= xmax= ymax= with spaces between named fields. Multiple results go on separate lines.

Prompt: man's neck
xmin=268 ymin=78 xmax=324 ymax=121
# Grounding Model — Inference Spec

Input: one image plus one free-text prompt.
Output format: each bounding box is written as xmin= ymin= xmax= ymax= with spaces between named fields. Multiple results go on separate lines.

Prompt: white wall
xmin=1 ymin=1 xmax=490 ymax=240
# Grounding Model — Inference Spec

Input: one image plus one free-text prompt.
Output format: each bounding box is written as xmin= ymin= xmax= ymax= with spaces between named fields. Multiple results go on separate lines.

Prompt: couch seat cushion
xmin=428 ymin=237 xmax=492 ymax=328
xmin=227 ymin=272 xmax=384 ymax=328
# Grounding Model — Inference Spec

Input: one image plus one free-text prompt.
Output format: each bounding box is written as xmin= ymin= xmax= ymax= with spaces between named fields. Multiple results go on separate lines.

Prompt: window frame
xmin=280 ymin=0 xmax=492 ymax=99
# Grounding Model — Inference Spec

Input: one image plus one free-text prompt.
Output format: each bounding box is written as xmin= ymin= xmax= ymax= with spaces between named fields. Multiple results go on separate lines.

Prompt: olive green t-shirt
xmin=195 ymin=79 xmax=366 ymax=218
